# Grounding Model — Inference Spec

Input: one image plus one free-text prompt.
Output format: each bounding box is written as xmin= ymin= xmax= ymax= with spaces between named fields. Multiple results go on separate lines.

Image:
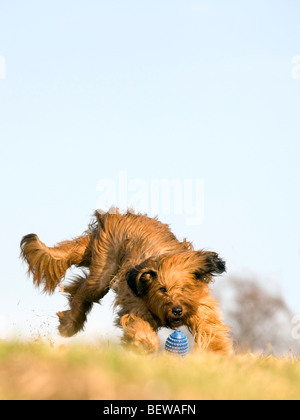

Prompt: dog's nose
xmin=172 ymin=305 xmax=183 ymax=317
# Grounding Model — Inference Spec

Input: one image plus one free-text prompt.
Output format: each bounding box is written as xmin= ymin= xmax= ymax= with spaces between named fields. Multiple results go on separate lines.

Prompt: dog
xmin=20 ymin=209 xmax=232 ymax=354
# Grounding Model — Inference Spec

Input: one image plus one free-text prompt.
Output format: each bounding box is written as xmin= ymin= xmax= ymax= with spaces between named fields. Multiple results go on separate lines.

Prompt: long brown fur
xmin=20 ymin=209 xmax=232 ymax=354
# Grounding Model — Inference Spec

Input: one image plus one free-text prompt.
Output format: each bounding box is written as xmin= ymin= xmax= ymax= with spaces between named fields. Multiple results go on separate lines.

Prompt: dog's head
xmin=126 ymin=250 xmax=226 ymax=328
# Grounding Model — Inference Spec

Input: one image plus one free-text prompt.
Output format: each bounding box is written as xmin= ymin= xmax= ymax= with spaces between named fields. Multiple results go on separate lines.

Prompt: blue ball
xmin=165 ymin=330 xmax=189 ymax=356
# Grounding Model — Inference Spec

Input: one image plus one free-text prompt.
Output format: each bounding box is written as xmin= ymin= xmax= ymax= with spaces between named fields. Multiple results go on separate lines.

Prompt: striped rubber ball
xmin=165 ymin=330 xmax=189 ymax=356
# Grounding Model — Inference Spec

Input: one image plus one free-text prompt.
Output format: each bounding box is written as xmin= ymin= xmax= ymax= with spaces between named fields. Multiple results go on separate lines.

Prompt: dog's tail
xmin=20 ymin=232 xmax=94 ymax=294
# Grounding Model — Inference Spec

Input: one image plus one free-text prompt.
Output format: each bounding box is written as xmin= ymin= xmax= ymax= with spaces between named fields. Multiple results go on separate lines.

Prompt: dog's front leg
xmin=120 ymin=314 xmax=159 ymax=354
xmin=187 ymin=305 xmax=232 ymax=354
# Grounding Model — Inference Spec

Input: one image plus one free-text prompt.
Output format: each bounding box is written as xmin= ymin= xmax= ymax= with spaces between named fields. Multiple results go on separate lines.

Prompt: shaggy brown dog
xmin=20 ymin=210 xmax=232 ymax=354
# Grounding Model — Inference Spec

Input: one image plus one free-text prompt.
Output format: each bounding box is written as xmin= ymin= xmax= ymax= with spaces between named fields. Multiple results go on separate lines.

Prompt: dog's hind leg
xmin=57 ymin=220 xmax=121 ymax=337
xmin=57 ymin=258 xmax=118 ymax=337
xmin=57 ymin=271 xmax=101 ymax=337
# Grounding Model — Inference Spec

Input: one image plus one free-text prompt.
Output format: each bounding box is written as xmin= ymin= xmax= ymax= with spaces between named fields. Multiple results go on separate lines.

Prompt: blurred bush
xmin=214 ymin=276 xmax=300 ymax=356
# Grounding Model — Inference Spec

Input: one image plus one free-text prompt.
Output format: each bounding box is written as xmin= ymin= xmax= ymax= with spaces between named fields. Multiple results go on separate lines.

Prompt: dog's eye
xmin=159 ymin=287 xmax=167 ymax=294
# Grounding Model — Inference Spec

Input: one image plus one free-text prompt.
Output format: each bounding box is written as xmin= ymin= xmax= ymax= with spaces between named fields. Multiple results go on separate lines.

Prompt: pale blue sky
xmin=0 ymin=0 xmax=300 ymax=342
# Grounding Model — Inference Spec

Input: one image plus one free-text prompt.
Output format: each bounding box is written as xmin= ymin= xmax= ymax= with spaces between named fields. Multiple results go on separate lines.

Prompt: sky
xmin=0 ymin=0 xmax=300 ymax=344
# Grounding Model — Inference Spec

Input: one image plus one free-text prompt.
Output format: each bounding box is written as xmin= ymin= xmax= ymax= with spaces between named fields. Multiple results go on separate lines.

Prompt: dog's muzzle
xmin=172 ymin=305 xmax=183 ymax=317
xmin=168 ymin=305 xmax=184 ymax=328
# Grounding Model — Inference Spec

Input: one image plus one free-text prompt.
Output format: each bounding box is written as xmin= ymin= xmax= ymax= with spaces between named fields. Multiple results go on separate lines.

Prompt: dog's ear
xmin=126 ymin=261 xmax=157 ymax=297
xmin=194 ymin=251 xmax=226 ymax=284
xmin=126 ymin=267 xmax=142 ymax=297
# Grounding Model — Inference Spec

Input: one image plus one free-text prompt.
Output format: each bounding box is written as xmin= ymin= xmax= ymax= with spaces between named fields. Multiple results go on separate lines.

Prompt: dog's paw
xmin=122 ymin=330 xmax=160 ymax=355
xmin=123 ymin=337 xmax=159 ymax=355
xmin=57 ymin=310 xmax=81 ymax=337
xmin=136 ymin=334 xmax=160 ymax=354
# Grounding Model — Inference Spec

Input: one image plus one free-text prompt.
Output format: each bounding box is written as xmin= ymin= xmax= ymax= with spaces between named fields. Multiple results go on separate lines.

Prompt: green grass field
xmin=0 ymin=340 xmax=299 ymax=400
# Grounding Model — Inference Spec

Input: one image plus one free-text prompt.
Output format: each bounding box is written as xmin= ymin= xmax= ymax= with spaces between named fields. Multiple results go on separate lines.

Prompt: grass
xmin=0 ymin=340 xmax=299 ymax=400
